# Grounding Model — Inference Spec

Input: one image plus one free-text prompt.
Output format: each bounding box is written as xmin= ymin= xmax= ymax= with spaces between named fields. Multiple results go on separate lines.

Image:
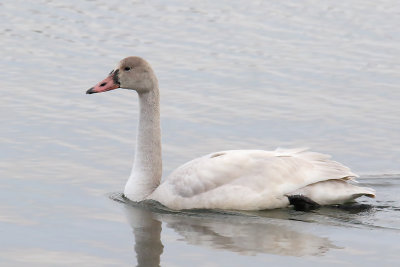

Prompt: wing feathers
xmin=150 ymin=148 xmax=370 ymax=210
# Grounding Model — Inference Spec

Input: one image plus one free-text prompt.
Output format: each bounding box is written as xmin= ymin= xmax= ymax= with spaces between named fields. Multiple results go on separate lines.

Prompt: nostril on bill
xmin=100 ymin=82 xmax=107 ymax=87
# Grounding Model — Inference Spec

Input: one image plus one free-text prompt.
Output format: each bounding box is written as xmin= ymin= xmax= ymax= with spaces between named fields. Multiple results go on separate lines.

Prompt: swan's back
xmin=149 ymin=148 xmax=375 ymax=210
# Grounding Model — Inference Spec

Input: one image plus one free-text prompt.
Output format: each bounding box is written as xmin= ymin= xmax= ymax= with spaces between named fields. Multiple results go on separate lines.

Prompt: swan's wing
xmin=149 ymin=148 xmax=358 ymax=210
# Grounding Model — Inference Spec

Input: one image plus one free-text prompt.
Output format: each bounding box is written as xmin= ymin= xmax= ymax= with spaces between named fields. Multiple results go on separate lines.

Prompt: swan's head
xmin=86 ymin=56 xmax=157 ymax=94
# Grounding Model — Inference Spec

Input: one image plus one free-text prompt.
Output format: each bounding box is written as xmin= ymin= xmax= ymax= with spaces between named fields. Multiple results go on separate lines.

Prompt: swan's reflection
xmin=123 ymin=200 xmax=339 ymax=266
xmin=125 ymin=205 xmax=164 ymax=267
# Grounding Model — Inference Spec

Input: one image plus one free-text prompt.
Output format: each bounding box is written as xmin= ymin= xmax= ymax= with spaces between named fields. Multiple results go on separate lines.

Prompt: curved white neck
xmin=124 ymin=87 xmax=162 ymax=201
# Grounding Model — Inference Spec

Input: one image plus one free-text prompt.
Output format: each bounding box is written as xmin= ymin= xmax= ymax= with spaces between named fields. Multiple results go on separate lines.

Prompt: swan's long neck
xmin=124 ymin=86 xmax=162 ymax=201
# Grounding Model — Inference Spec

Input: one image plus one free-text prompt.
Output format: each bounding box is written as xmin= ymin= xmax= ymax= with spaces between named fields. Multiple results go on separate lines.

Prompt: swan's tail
xmin=288 ymin=179 xmax=376 ymax=206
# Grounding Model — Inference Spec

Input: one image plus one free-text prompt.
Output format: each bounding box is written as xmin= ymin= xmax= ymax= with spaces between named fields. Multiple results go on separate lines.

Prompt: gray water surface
xmin=1 ymin=0 xmax=400 ymax=266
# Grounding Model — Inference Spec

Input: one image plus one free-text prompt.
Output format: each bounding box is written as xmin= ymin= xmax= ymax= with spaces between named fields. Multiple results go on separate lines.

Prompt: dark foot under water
xmin=287 ymin=195 xmax=321 ymax=211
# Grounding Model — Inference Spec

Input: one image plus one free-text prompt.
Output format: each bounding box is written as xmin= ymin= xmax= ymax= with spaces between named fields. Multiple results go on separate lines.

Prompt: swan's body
xmin=149 ymin=149 xmax=374 ymax=210
xmin=87 ymin=56 xmax=375 ymax=211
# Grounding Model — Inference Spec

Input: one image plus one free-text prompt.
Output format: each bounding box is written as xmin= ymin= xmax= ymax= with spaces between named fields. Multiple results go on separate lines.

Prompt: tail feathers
xmin=354 ymin=187 xmax=375 ymax=198
xmin=341 ymin=176 xmax=359 ymax=183
xmin=288 ymin=180 xmax=376 ymax=206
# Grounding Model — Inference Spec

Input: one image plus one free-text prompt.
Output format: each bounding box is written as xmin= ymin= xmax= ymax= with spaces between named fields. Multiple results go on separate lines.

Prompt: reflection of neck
xmin=124 ymin=87 xmax=162 ymax=201
xmin=134 ymin=217 xmax=163 ymax=267
xmin=126 ymin=207 xmax=163 ymax=267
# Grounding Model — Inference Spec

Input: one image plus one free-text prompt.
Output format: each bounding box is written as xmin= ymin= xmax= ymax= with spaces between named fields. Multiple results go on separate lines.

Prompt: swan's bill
xmin=86 ymin=70 xmax=120 ymax=94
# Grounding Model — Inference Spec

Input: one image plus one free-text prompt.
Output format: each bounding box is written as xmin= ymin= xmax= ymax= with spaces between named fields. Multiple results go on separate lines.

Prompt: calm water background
xmin=1 ymin=0 xmax=400 ymax=266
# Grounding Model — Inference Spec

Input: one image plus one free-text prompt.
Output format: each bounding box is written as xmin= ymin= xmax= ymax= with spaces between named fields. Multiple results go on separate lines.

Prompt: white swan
xmin=86 ymin=56 xmax=375 ymax=210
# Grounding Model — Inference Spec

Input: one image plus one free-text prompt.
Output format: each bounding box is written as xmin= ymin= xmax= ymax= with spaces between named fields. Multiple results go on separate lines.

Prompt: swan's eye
xmin=124 ymin=66 xmax=131 ymax=71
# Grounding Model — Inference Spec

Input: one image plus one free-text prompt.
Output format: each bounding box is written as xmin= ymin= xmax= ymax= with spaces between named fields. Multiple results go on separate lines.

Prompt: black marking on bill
xmin=113 ymin=69 xmax=120 ymax=86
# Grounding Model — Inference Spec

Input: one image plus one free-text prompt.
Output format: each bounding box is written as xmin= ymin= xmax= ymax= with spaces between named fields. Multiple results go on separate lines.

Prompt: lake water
xmin=1 ymin=0 xmax=399 ymax=266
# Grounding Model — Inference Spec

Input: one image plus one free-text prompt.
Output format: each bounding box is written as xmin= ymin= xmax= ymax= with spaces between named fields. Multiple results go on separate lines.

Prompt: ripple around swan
xmin=109 ymin=175 xmax=400 ymax=232
xmin=107 ymin=176 xmax=400 ymax=264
